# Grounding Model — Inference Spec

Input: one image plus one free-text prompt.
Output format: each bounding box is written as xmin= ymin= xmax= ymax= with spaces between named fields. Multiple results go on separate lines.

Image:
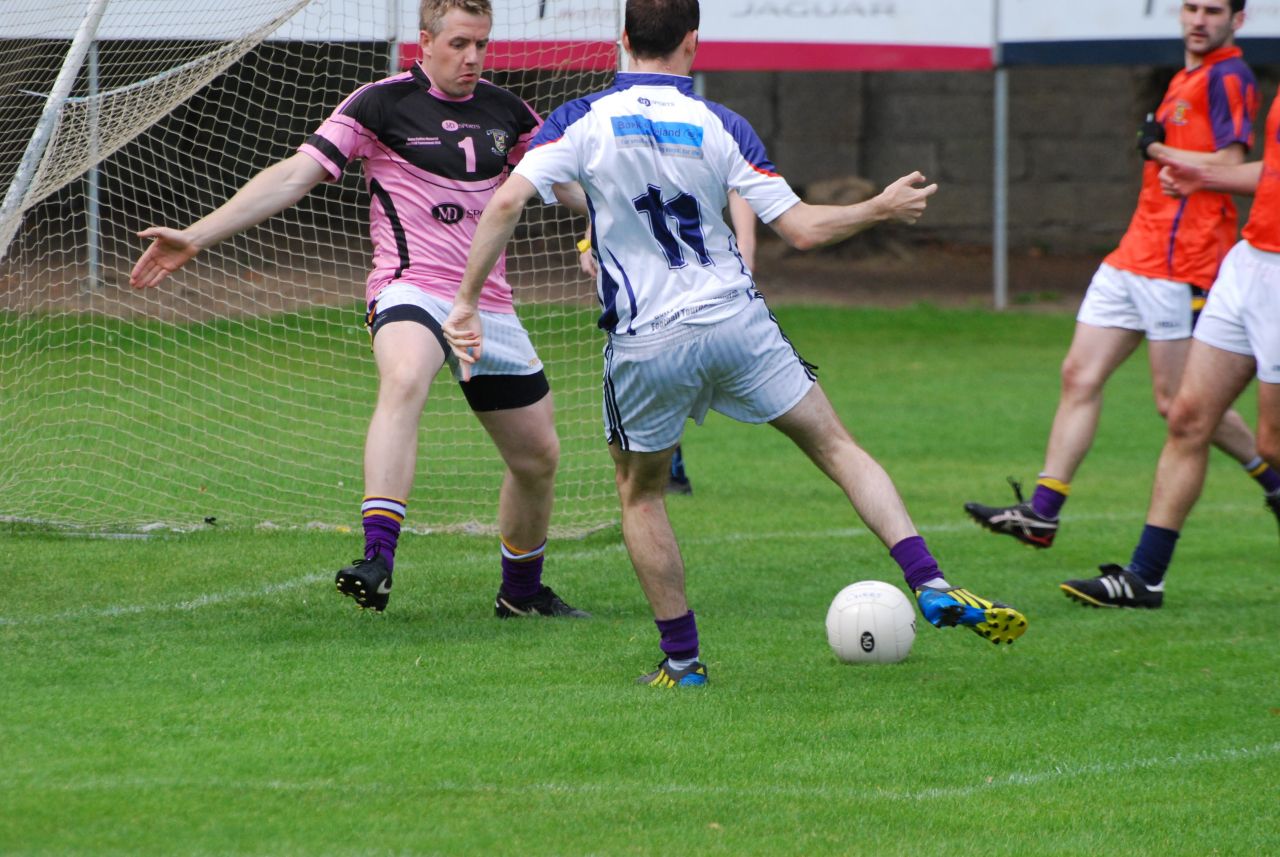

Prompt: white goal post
xmin=0 ymin=0 xmax=621 ymax=535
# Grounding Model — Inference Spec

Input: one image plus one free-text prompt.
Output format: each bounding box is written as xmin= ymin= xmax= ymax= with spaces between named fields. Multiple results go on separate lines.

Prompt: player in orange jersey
xmin=966 ymin=0 xmax=1280 ymax=549
xmin=1060 ymin=85 xmax=1280 ymax=608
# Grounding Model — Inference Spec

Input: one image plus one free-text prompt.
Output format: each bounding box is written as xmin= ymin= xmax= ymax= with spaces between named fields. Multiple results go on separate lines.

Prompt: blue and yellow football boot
xmin=915 ymin=585 xmax=1027 ymax=645
xmin=637 ymin=658 xmax=709 ymax=688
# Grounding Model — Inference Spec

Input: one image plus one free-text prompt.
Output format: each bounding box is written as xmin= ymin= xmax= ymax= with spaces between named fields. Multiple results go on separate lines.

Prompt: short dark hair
xmin=1233 ymin=0 xmax=1246 ymax=13
xmin=420 ymin=0 xmax=491 ymax=34
xmin=625 ymin=0 xmax=699 ymax=59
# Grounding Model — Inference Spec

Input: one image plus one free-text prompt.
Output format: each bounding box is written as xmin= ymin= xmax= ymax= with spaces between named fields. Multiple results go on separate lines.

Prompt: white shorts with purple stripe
xmin=602 ymin=293 xmax=816 ymax=452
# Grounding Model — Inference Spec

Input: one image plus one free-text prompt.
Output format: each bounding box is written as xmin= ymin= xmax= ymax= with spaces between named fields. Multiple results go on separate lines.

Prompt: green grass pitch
xmin=2 ymin=304 xmax=1277 ymax=855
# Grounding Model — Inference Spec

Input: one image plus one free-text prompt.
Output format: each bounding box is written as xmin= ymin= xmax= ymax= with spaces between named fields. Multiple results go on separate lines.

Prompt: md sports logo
xmin=432 ymin=203 xmax=466 ymax=224
xmin=860 ymin=631 xmax=875 ymax=652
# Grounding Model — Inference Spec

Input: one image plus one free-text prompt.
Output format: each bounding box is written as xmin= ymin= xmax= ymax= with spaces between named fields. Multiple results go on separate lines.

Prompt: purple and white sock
xmin=362 ymin=496 xmax=405 ymax=572
xmin=500 ymin=537 xmax=547 ymax=600
xmin=1244 ymin=456 xmax=1280 ymax=494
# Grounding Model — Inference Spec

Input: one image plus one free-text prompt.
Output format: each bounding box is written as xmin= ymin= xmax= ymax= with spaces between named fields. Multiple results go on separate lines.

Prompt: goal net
xmin=0 ymin=0 xmax=620 ymax=535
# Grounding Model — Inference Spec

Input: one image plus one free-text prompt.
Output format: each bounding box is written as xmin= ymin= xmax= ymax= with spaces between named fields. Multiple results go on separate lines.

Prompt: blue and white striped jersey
xmin=514 ymin=72 xmax=800 ymax=336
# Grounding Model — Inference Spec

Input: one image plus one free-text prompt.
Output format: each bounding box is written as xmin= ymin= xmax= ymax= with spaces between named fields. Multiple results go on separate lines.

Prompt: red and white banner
xmin=402 ymin=0 xmax=996 ymax=72
xmin=10 ymin=0 xmax=1280 ymax=70
xmin=695 ymin=1 xmax=994 ymax=71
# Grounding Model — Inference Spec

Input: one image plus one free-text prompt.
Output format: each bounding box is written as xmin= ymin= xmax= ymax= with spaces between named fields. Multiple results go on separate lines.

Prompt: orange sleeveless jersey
xmin=1105 ymin=46 xmax=1257 ymax=288
xmin=1243 ymin=94 xmax=1280 ymax=252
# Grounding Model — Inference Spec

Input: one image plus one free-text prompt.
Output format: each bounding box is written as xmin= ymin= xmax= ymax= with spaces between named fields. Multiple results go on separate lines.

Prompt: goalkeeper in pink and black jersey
xmin=130 ymin=0 xmax=588 ymax=619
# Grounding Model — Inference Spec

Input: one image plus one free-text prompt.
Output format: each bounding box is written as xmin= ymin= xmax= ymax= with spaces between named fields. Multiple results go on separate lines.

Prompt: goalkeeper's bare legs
xmin=476 ymin=395 xmax=558 ymax=551
xmin=353 ymin=319 xmax=575 ymax=614
xmin=476 ymin=395 xmax=586 ymax=618
xmin=360 ymin=321 xmax=446 ymax=568
xmin=335 ymin=321 xmax=442 ymax=610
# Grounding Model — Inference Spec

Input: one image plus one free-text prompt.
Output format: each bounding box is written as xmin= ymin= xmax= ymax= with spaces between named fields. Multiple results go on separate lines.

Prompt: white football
xmin=826 ymin=580 xmax=916 ymax=664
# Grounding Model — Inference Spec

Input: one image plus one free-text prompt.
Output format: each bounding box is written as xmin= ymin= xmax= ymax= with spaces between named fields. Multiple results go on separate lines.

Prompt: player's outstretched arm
xmin=1157 ymin=155 xmax=1263 ymax=198
xmin=129 ymin=153 xmax=330 ymax=289
xmin=443 ymin=173 xmax=540 ymax=380
xmin=769 ymin=171 xmax=937 ymax=251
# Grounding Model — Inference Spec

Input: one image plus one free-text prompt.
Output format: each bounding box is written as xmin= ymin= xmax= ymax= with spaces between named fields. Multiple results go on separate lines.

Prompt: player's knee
xmin=511 ymin=434 xmax=559 ymax=483
xmin=612 ymin=461 xmax=666 ymax=503
xmin=1059 ymin=356 xmax=1104 ymax=400
xmin=1166 ymin=396 xmax=1214 ymax=446
xmin=377 ymin=361 xmax=430 ymax=406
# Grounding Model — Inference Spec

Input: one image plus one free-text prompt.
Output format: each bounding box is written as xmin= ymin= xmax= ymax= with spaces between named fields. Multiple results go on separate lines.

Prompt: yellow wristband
xmin=576 ymin=238 xmax=592 ymax=254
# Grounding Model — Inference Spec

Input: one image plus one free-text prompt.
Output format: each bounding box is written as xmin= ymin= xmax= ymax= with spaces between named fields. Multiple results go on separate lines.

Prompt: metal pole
xmin=617 ymin=0 xmax=628 ymax=72
xmin=992 ymin=0 xmax=1008 ymax=310
xmin=86 ymin=39 xmax=101 ymax=290
xmin=387 ymin=0 xmax=402 ymax=77
xmin=0 ymin=0 xmax=112 ymax=265
xmin=993 ymin=66 xmax=1008 ymax=311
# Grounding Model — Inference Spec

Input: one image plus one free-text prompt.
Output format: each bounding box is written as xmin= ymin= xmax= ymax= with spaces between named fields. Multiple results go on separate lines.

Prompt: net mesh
xmin=0 ymin=0 xmax=619 ymax=535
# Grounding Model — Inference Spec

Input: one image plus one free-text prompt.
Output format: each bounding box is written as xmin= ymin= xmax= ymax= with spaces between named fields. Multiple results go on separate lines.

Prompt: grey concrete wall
xmin=703 ymin=66 xmax=1277 ymax=254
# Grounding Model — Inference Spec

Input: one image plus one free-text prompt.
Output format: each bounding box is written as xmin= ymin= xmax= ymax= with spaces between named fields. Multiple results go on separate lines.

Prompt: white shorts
xmin=1076 ymin=263 xmax=1197 ymax=341
xmin=368 ymin=282 xmax=543 ymax=381
xmin=602 ymin=293 xmax=817 ymax=452
xmin=1193 ymin=241 xmax=1280 ymax=383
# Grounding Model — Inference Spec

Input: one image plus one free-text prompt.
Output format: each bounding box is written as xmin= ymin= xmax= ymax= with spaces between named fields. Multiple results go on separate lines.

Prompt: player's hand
xmin=1156 ymin=155 xmax=1204 ymax=198
xmin=442 ymin=303 xmax=483 ymax=382
xmin=1137 ymin=112 xmax=1165 ymax=160
xmin=130 ymin=226 xmax=200 ymax=289
xmin=579 ymin=247 xmax=599 ymax=278
xmin=877 ymin=172 xmax=937 ymax=225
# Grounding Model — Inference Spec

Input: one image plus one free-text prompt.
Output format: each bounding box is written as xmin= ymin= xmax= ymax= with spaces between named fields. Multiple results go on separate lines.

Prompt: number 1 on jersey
xmin=457 ymin=136 xmax=476 ymax=173
xmin=633 ymin=185 xmax=712 ymax=269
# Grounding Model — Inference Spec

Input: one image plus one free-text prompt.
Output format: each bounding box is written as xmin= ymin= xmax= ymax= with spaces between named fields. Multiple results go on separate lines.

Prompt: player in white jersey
xmin=129 ymin=0 xmax=588 ymax=619
xmin=445 ymin=0 xmax=1029 ymax=686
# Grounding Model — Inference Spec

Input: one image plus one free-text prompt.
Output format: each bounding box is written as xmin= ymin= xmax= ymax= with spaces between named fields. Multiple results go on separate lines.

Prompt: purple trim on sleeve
xmin=1207 ymin=59 xmax=1257 ymax=152
xmin=530 ymin=90 xmax=608 ymax=149
xmin=701 ymin=101 xmax=779 ymax=176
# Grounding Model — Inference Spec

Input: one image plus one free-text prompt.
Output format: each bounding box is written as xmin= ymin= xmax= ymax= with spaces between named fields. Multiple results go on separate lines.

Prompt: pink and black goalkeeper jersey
xmin=299 ymin=63 xmax=542 ymax=313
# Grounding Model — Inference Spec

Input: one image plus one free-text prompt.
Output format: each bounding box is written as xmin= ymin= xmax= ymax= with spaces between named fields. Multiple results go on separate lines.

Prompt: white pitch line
xmin=0 ymin=572 xmax=328 ymax=628
xmin=7 ymin=742 xmax=1276 ymax=803
xmin=0 ymin=499 xmax=1264 ymax=628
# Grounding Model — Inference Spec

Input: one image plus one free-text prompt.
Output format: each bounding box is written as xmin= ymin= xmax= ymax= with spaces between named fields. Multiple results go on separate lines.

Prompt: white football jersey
xmin=514 ymin=72 xmax=800 ymax=336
